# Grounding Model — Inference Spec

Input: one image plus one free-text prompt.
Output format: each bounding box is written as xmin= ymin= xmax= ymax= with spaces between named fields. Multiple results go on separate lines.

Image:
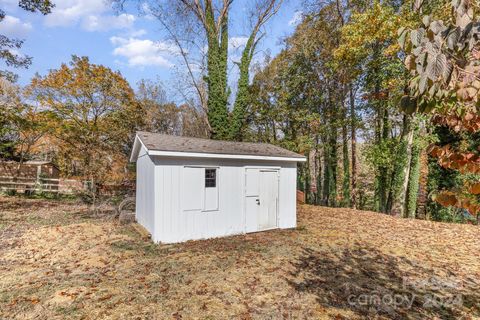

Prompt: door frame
xmin=243 ymin=166 xmax=280 ymax=233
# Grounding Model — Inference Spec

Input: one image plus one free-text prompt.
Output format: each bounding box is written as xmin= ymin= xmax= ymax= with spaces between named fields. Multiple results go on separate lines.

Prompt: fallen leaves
xmin=0 ymin=197 xmax=479 ymax=319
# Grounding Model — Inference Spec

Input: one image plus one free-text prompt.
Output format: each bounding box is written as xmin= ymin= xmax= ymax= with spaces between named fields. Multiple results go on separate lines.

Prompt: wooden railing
xmin=0 ymin=176 xmax=135 ymax=195
xmin=0 ymin=176 xmax=83 ymax=194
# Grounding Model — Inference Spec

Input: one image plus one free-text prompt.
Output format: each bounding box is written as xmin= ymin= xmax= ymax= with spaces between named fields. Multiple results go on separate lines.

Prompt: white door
xmin=257 ymin=170 xmax=278 ymax=230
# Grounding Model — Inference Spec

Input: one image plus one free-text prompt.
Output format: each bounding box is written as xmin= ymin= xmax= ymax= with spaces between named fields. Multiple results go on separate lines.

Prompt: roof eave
xmin=129 ymin=135 xmax=144 ymax=162
xmin=147 ymin=150 xmax=306 ymax=162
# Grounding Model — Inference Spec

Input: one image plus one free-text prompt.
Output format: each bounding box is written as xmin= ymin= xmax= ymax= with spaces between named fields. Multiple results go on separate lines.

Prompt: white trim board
xmin=147 ymin=150 xmax=306 ymax=162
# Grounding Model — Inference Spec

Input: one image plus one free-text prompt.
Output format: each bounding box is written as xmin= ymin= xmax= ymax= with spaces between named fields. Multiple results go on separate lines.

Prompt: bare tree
xmin=114 ymin=0 xmax=284 ymax=140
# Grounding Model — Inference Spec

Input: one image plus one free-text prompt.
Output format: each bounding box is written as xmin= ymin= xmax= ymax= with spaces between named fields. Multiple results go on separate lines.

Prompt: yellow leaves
xmin=24 ymin=55 xmax=137 ymax=183
xmin=334 ymin=2 xmax=414 ymax=69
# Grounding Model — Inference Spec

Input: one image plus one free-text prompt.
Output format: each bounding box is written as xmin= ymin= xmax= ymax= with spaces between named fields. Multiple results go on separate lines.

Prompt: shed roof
xmin=130 ymin=132 xmax=306 ymax=162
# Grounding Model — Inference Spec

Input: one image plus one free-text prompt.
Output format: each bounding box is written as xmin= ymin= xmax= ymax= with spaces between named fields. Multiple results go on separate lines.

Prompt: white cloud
xmin=229 ymin=37 xmax=249 ymax=50
xmin=128 ymin=29 xmax=147 ymax=37
xmin=44 ymin=0 xmax=107 ymax=27
xmin=110 ymin=36 xmax=179 ymax=68
xmin=0 ymin=15 xmax=32 ymax=38
xmin=44 ymin=0 xmax=135 ymax=32
xmin=289 ymin=11 xmax=303 ymax=26
xmin=82 ymin=13 xmax=135 ymax=31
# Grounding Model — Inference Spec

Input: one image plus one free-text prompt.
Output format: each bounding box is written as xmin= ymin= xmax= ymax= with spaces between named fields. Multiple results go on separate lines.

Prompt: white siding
xmin=135 ymin=145 xmax=156 ymax=238
xmin=278 ymin=164 xmax=297 ymax=229
xmin=137 ymin=157 xmax=297 ymax=244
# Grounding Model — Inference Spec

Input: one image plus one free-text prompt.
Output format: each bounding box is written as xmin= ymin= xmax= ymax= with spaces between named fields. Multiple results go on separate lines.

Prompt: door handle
xmin=256 ymin=198 xmax=260 ymax=205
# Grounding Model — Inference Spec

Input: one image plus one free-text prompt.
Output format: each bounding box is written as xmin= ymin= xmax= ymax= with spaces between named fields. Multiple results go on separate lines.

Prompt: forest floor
xmin=1 ymin=195 xmax=479 ymax=320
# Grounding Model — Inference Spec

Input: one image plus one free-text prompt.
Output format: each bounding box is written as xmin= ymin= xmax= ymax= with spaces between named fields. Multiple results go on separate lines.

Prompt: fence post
xmin=36 ymin=165 xmax=42 ymax=193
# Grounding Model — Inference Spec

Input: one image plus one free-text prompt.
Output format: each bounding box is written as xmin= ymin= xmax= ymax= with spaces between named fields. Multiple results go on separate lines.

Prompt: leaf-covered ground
xmin=1 ymin=196 xmax=479 ymax=319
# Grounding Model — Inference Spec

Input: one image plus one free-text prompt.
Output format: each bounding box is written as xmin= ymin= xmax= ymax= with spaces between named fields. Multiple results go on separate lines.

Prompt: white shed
xmin=130 ymin=132 xmax=306 ymax=244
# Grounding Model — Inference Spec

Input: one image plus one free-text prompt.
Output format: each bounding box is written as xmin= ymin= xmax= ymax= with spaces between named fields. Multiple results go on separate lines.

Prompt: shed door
xmin=245 ymin=169 xmax=278 ymax=232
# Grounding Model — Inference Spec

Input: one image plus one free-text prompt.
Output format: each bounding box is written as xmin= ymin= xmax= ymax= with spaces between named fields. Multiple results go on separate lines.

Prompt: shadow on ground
xmin=289 ymin=244 xmax=480 ymax=319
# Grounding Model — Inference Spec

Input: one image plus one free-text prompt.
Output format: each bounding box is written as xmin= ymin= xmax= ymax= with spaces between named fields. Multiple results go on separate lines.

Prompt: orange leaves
xmin=428 ymin=144 xmax=480 ymax=174
xmin=429 ymin=142 xmax=480 ymax=216
xmin=468 ymin=182 xmax=480 ymax=195
xmin=431 ymin=113 xmax=480 ymax=133
xmin=433 ymin=192 xmax=458 ymax=207
xmin=433 ymin=191 xmax=480 ymax=215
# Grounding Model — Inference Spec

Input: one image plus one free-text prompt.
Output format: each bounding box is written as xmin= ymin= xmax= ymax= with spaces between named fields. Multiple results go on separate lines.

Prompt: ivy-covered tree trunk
xmin=342 ymin=113 xmax=351 ymax=207
xmin=350 ymin=86 xmax=357 ymax=209
xmin=229 ymin=36 xmax=257 ymax=141
xmin=328 ymin=126 xmax=338 ymax=207
xmin=391 ymin=115 xmax=414 ymax=217
xmin=377 ymin=106 xmax=390 ymax=213
xmin=315 ymin=143 xmax=322 ymax=205
xmin=304 ymin=155 xmax=312 ymax=204
xmin=406 ymin=139 xmax=421 ymax=218
xmin=322 ymin=137 xmax=331 ymax=206
xmin=205 ymin=3 xmax=229 ymax=140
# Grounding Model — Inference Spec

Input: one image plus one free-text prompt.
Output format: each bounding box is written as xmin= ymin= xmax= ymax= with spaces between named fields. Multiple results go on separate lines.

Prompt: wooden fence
xmin=0 ymin=176 xmax=135 ymax=195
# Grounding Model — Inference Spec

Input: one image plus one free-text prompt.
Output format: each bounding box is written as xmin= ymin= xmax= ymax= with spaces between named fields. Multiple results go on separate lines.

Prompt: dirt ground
xmin=0 ymin=196 xmax=479 ymax=320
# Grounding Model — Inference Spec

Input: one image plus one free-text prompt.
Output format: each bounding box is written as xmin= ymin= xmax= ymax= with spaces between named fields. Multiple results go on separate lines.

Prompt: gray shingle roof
xmin=136 ymin=132 xmax=305 ymax=159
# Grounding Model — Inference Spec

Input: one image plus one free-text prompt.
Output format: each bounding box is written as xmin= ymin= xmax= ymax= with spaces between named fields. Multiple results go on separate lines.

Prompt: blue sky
xmin=0 ymin=0 xmax=302 ymax=100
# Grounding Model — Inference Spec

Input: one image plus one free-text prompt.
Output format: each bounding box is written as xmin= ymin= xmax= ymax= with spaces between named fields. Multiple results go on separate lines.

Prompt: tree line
xmin=0 ymin=0 xmax=478 ymax=222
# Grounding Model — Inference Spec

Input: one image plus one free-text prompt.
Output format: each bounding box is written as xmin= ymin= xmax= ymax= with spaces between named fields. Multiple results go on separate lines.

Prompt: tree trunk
xmin=315 ymin=143 xmax=322 ymax=205
xmin=377 ymin=106 xmax=390 ymax=213
xmin=415 ymin=148 xmax=429 ymax=219
xmin=342 ymin=115 xmax=350 ymax=207
xmin=322 ymin=139 xmax=331 ymax=206
xmin=391 ymin=115 xmax=414 ymax=217
xmin=329 ymin=127 xmax=338 ymax=207
xmin=205 ymin=3 xmax=229 ymax=139
xmin=406 ymin=141 xmax=421 ymax=218
xmin=350 ymin=87 xmax=357 ymax=209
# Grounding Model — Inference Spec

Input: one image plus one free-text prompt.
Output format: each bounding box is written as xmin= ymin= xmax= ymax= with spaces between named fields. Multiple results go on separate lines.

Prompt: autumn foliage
xmin=399 ymin=0 xmax=480 ymax=217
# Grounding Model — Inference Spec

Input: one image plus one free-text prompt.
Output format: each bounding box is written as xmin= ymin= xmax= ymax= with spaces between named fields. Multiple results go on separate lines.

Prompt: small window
xmin=205 ymin=169 xmax=216 ymax=188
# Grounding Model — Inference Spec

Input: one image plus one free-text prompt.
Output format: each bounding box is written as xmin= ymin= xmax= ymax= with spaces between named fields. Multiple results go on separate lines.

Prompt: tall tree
xmin=122 ymin=0 xmax=283 ymax=140
xmin=228 ymin=0 xmax=282 ymax=140
xmin=26 ymin=56 xmax=140 ymax=192
xmin=0 ymin=78 xmax=24 ymax=159
xmin=0 ymin=0 xmax=54 ymax=81
xmin=335 ymin=1 xmax=419 ymax=214
xmin=350 ymin=85 xmax=358 ymax=208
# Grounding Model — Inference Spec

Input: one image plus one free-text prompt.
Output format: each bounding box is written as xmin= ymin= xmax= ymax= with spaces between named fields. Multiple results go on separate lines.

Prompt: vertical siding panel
xmin=155 ymin=164 xmax=163 ymax=242
xmin=278 ymin=165 xmax=296 ymax=229
xmin=162 ymin=166 xmax=169 ymax=242
xmin=173 ymin=165 xmax=180 ymax=240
